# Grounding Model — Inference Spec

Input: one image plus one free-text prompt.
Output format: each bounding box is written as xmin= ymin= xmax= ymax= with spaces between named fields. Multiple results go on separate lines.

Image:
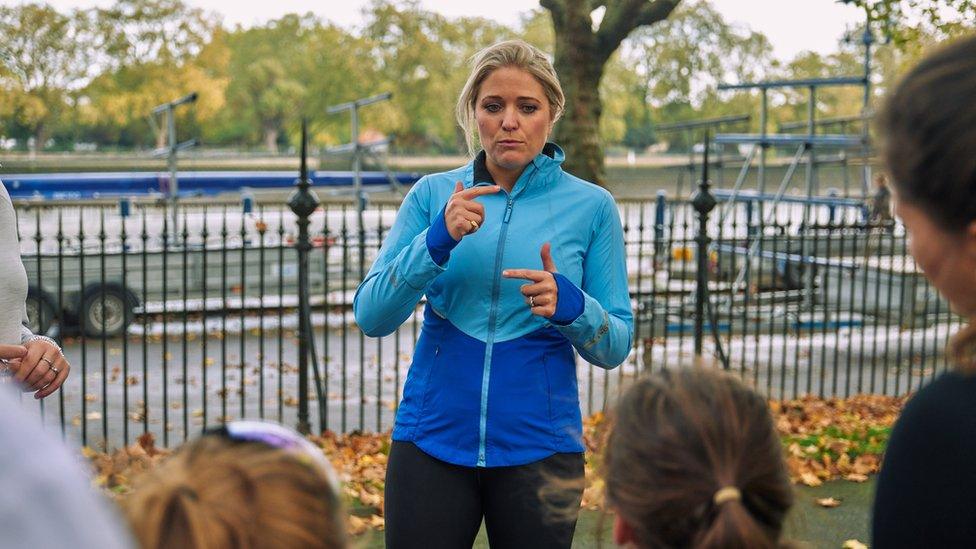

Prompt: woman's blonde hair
xmin=123 ymin=435 xmax=347 ymax=549
xmin=455 ymin=39 xmax=565 ymax=155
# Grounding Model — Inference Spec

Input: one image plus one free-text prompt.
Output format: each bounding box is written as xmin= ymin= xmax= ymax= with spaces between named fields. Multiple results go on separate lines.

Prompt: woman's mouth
xmin=497 ymin=139 xmax=522 ymax=148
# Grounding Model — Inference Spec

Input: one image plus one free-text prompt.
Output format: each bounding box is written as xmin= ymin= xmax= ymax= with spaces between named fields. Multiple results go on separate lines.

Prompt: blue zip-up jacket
xmin=353 ymin=143 xmax=633 ymax=467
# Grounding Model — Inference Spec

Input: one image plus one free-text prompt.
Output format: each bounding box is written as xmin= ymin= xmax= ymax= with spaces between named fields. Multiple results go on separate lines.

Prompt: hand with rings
xmin=15 ymin=338 xmax=70 ymax=399
xmin=502 ymin=242 xmax=560 ymax=318
xmin=445 ymin=181 xmax=500 ymax=240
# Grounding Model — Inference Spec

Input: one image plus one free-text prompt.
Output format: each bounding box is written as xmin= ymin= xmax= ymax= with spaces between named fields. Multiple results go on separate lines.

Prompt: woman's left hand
xmin=15 ymin=338 xmax=70 ymax=399
xmin=502 ymin=243 xmax=559 ymax=318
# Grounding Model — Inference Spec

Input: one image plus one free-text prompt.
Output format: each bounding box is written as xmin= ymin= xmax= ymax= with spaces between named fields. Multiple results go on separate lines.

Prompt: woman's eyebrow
xmin=480 ymin=95 xmax=542 ymax=102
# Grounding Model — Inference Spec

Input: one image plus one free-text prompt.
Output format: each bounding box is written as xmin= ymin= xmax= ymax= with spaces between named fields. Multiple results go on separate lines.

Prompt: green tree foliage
xmin=81 ymin=0 xmax=222 ymax=148
xmin=218 ymin=14 xmax=314 ymax=151
xmin=845 ymin=0 xmax=975 ymax=45
xmin=612 ymin=0 xmax=774 ymax=151
xmin=361 ymin=0 xmax=510 ymax=153
xmin=0 ymin=3 xmax=95 ymax=148
xmin=0 ymin=0 xmax=966 ymax=156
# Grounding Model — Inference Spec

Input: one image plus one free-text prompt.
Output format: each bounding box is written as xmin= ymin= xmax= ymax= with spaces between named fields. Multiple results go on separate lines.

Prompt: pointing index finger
xmin=502 ymin=269 xmax=548 ymax=282
xmin=459 ymin=185 xmax=501 ymax=200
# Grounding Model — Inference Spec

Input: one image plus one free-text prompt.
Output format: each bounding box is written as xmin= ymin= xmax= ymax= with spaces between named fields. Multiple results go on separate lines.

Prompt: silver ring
xmin=529 ymin=295 xmax=535 ymax=307
xmin=41 ymin=357 xmax=54 ymax=366
xmin=50 ymin=366 xmax=60 ymax=375
xmin=469 ymin=220 xmax=479 ymax=231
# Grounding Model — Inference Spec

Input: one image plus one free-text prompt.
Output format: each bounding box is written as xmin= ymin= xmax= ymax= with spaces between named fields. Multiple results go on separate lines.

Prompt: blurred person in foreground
xmin=603 ymin=367 xmax=794 ymax=548
xmin=123 ymin=420 xmax=347 ymax=549
xmin=871 ymin=33 xmax=976 ymax=547
xmin=0 ymin=384 xmax=133 ymax=548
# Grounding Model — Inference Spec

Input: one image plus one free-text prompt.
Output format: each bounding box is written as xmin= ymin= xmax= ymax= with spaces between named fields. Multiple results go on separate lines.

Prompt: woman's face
xmin=895 ymin=196 xmax=976 ymax=318
xmin=475 ymin=66 xmax=552 ymax=176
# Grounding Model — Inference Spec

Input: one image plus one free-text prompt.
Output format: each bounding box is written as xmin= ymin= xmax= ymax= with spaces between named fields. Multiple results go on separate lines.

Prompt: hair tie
xmin=713 ymin=486 xmax=741 ymax=505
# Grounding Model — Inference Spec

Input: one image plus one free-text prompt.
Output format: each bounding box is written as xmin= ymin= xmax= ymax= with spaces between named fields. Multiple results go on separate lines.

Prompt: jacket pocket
xmin=542 ymin=353 xmax=559 ymax=446
xmin=416 ymin=345 xmax=440 ymax=422
xmin=544 ymin=345 xmax=582 ymax=441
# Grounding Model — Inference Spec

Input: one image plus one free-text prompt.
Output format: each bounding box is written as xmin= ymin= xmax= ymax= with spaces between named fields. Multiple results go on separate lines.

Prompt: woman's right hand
xmin=445 ymin=182 xmax=501 ymax=240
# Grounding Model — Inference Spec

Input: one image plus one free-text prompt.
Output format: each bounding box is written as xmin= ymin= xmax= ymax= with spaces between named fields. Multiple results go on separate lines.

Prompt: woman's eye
xmin=484 ymin=104 xmax=501 ymax=113
xmin=520 ymin=104 xmax=538 ymax=113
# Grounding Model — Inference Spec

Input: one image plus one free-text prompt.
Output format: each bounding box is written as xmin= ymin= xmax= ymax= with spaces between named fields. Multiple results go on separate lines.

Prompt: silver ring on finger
xmin=50 ymin=365 xmax=60 ymax=374
xmin=529 ymin=295 xmax=535 ymax=308
xmin=41 ymin=357 xmax=54 ymax=366
xmin=469 ymin=219 xmax=479 ymax=232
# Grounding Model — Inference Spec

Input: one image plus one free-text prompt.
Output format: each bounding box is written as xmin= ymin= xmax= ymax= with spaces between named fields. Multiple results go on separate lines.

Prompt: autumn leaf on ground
xmin=799 ymin=472 xmax=823 ymax=487
xmin=816 ymin=497 xmax=842 ymax=508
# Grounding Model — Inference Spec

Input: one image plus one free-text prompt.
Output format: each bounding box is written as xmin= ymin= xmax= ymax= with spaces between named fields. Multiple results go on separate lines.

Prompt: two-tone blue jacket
xmin=353 ymin=144 xmax=633 ymax=467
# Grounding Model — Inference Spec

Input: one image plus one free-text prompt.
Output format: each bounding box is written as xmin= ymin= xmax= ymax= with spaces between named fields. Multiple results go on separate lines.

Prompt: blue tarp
xmin=1 ymin=171 xmax=423 ymax=200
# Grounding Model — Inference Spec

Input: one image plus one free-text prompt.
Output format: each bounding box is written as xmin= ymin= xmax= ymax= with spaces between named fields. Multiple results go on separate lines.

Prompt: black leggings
xmin=384 ymin=441 xmax=585 ymax=549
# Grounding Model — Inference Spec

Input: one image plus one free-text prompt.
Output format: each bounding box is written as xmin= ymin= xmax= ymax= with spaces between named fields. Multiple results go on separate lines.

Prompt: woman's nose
xmin=502 ymin=107 xmax=519 ymax=130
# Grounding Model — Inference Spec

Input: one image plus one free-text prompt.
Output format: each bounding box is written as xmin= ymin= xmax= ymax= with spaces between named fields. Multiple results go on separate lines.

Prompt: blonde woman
xmin=354 ymin=40 xmax=633 ymax=548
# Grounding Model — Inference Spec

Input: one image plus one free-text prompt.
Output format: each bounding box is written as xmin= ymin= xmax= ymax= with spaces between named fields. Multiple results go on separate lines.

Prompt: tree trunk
xmin=550 ymin=4 xmax=606 ymax=185
xmin=542 ymin=0 xmax=681 ymax=187
xmin=263 ymin=125 xmax=279 ymax=153
xmin=33 ymin=124 xmax=48 ymax=153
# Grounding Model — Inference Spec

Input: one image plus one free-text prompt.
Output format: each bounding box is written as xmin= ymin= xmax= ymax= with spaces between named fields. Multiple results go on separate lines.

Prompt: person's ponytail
xmin=602 ymin=368 xmax=793 ymax=548
xmin=696 ymin=497 xmax=778 ymax=549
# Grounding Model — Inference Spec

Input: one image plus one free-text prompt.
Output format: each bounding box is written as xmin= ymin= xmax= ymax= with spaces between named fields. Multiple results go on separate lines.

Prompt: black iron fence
xmin=10 ymin=181 xmax=956 ymax=449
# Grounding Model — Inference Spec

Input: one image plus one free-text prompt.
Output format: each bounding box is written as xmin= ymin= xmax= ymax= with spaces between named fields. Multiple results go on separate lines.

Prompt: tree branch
xmin=596 ymin=0 xmax=681 ymax=61
xmin=539 ymin=0 xmax=566 ymax=23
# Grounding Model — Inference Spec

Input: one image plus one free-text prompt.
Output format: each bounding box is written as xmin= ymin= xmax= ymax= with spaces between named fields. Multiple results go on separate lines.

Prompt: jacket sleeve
xmin=353 ymin=178 xmax=446 ymax=337
xmin=554 ymin=195 xmax=633 ymax=368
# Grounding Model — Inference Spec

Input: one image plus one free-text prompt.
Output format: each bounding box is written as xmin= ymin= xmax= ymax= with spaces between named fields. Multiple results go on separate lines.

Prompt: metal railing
xmin=11 ymin=179 xmax=955 ymax=450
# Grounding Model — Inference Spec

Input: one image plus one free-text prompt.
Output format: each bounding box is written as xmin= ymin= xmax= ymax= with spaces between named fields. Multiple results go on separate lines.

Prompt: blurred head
xmin=605 ymin=368 xmax=793 ymax=549
xmin=455 ymin=40 xmax=564 ymax=172
xmin=124 ymin=421 xmax=346 ymax=549
xmin=879 ymin=34 xmax=976 ymax=369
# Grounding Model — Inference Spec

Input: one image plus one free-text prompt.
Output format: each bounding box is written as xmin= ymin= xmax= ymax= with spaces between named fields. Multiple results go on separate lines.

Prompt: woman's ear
xmin=965 ymin=220 xmax=976 ymax=260
xmin=613 ymin=513 xmax=637 ymax=546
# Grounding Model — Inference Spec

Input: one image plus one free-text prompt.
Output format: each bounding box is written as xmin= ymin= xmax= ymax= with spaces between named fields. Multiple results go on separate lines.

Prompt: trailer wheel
xmin=80 ymin=286 xmax=134 ymax=338
xmin=25 ymin=289 xmax=56 ymax=336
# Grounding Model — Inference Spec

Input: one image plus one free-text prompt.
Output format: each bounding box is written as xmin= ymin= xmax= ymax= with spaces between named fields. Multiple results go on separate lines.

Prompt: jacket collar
xmin=468 ymin=142 xmax=564 ymax=198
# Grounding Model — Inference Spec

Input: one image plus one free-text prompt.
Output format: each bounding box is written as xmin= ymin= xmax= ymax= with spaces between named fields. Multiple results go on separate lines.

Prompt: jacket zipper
xmin=477 ymin=193 xmax=515 ymax=466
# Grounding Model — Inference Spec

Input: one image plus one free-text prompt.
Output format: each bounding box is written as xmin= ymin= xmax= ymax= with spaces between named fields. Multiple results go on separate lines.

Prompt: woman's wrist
xmin=426 ymin=206 xmax=460 ymax=266
xmin=550 ymin=273 xmax=584 ymax=325
xmin=23 ymin=335 xmax=64 ymax=357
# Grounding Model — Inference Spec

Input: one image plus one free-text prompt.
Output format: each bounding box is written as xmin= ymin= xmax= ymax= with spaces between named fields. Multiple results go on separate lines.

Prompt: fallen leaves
xmin=84 ymin=394 xmax=906 ymax=537
xmin=775 ymin=394 xmax=904 ymax=486
xmin=89 ymin=432 xmax=170 ymax=496
xmin=816 ymin=497 xmax=842 ymax=508
xmin=308 ymin=431 xmax=389 ymax=534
